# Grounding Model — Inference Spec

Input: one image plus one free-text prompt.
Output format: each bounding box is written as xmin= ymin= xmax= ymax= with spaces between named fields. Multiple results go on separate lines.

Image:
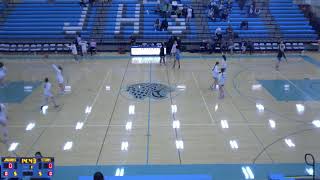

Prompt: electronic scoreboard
xmin=0 ymin=157 xmax=54 ymax=179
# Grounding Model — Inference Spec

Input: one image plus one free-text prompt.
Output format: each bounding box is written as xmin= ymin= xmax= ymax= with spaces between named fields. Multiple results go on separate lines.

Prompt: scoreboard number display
xmin=1 ymin=157 xmax=54 ymax=179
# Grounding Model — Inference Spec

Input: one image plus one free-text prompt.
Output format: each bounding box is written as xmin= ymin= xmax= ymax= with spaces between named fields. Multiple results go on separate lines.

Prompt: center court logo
xmin=125 ymin=83 xmax=174 ymax=100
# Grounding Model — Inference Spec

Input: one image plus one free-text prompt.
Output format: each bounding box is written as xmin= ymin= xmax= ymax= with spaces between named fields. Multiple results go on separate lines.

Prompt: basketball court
xmin=1 ymin=52 xmax=320 ymax=179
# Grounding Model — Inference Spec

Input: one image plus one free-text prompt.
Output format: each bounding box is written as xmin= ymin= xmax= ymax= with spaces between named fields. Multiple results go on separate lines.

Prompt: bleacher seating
xmin=103 ymin=0 xmax=198 ymax=41
xmin=270 ymin=0 xmax=318 ymax=40
xmin=0 ymin=0 xmax=318 ymax=52
xmin=207 ymin=2 xmax=270 ymax=39
xmin=81 ymin=4 xmax=97 ymax=39
xmin=0 ymin=0 xmax=88 ymax=41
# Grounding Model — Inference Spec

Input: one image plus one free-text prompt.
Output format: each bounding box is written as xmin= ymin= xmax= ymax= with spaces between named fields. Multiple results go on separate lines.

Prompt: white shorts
xmin=44 ymin=93 xmax=53 ymax=98
xmin=57 ymin=76 xmax=64 ymax=84
xmin=0 ymin=118 xmax=7 ymax=125
xmin=0 ymin=73 xmax=6 ymax=79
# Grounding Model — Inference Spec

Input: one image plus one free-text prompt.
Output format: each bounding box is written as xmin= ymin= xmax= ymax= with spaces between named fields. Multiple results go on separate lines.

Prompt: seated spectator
xmin=177 ymin=6 xmax=183 ymax=17
xmin=160 ymin=18 xmax=168 ymax=31
xmin=80 ymin=0 xmax=88 ymax=7
xmin=238 ymin=0 xmax=246 ymax=10
xmin=255 ymin=8 xmax=261 ymax=16
xmin=218 ymin=4 xmax=224 ymax=16
xmin=130 ymin=35 xmax=137 ymax=45
xmin=208 ymin=9 xmax=215 ymax=21
xmin=226 ymin=24 xmax=234 ymax=39
xmin=89 ymin=0 xmax=95 ymax=5
xmin=200 ymin=40 xmax=210 ymax=52
xmin=227 ymin=0 xmax=232 ymax=9
xmin=166 ymin=4 xmax=172 ymax=17
xmin=154 ymin=19 xmax=160 ymax=31
xmin=221 ymin=9 xmax=228 ymax=21
xmin=226 ymin=24 xmax=233 ymax=34
xmin=215 ymin=27 xmax=222 ymax=41
xmin=172 ymin=0 xmax=178 ymax=11
xmin=240 ymin=20 xmax=248 ymax=30
xmin=155 ymin=4 xmax=161 ymax=13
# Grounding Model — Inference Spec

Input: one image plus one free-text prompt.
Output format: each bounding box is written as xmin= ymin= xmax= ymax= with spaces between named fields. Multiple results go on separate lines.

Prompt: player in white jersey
xmin=52 ymin=64 xmax=65 ymax=94
xmin=218 ymin=68 xmax=226 ymax=99
xmin=41 ymin=78 xmax=59 ymax=110
xmin=221 ymin=55 xmax=227 ymax=71
xmin=66 ymin=44 xmax=79 ymax=62
xmin=0 ymin=62 xmax=7 ymax=87
xmin=211 ymin=62 xmax=219 ymax=90
xmin=0 ymin=103 xmax=8 ymax=144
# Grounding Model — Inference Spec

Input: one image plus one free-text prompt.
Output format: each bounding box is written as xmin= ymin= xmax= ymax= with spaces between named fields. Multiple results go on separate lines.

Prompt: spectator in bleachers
xmin=207 ymin=0 xmax=230 ymax=22
xmin=161 ymin=18 xmax=168 ymax=31
xmin=238 ymin=0 xmax=246 ymax=10
xmin=227 ymin=0 xmax=232 ymax=9
xmin=226 ymin=24 xmax=234 ymax=38
xmin=130 ymin=35 xmax=137 ymax=45
xmin=80 ymin=0 xmax=88 ymax=7
xmin=240 ymin=20 xmax=248 ymax=30
xmin=176 ymin=6 xmax=184 ymax=17
xmin=218 ymin=4 xmax=224 ymax=16
xmin=186 ymin=6 xmax=193 ymax=22
xmin=254 ymin=7 xmax=261 ymax=16
xmin=208 ymin=8 xmax=215 ymax=21
xmin=154 ymin=19 xmax=161 ymax=31
xmin=215 ymin=27 xmax=222 ymax=42
xmin=221 ymin=9 xmax=228 ymax=21
xmin=89 ymin=0 xmax=95 ymax=5
xmin=248 ymin=4 xmax=254 ymax=16
xmin=89 ymin=39 xmax=97 ymax=56
xmin=200 ymin=40 xmax=210 ymax=52
xmin=172 ymin=0 xmax=178 ymax=12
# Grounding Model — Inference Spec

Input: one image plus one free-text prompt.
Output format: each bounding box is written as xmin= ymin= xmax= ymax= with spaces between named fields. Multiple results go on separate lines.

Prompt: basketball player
xmin=278 ymin=41 xmax=287 ymax=62
xmin=218 ymin=68 xmax=226 ymax=99
xmin=0 ymin=62 xmax=7 ymax=87
xmin=52 ymin=64 xmax=65 ymax=94
xmin=221 ymin=55 xmax=227 ymax=72
xmin=173 ymin=47 xmax=181 ymax=69
xmin=66 ymin=43 xmax=79 ymax=62
xmin=160 ymin=43 xmax=166 ymax=65
xmin=211 ymin=62 xmax=220 ymax=90
xmin=0 ymin=103 xmax=8 ymax=144
xmin=41 ymin=78 xmax=59 ymax=110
